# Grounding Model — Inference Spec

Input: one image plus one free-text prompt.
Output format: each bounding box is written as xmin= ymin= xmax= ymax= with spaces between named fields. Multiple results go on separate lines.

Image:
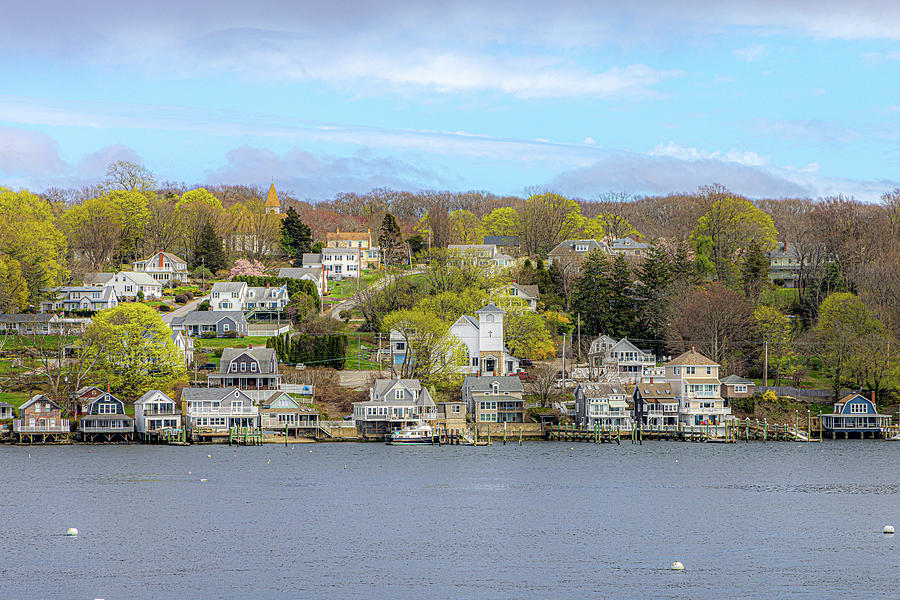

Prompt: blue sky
xmin=1 ymin=1 xmax=899 ymax=201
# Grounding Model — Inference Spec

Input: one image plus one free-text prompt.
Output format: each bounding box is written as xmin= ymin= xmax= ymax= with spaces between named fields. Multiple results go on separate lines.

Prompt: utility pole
xmin=357 ymin=332 xmax=361 ymax=371
xmin=763 ymin=340 xmax=769 ymax=388
xmin=577 ymin=313 xmax=581 ymax=363
xmin=561 ymin=332 xmax=566 ymax=384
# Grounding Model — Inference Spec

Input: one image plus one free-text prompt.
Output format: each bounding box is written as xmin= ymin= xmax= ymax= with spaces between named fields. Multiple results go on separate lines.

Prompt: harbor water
xmin=1 ymin=441 xmax=898 ymax=599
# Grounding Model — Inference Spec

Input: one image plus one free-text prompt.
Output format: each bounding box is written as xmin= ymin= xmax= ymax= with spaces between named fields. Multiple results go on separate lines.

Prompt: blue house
xmin=821 ymin=393 xmax=891 ymax=439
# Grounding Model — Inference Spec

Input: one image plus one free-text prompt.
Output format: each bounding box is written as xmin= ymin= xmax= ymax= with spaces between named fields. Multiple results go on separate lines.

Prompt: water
xmin=1 ymin=441 xmax=899 ymax=599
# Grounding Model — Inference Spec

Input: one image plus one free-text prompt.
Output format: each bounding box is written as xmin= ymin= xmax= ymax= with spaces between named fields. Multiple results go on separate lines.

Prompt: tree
xmin=144 ymin=193 xmax=182 ymax=256
xmin=382 ymin=309 xmax=467 ymax=385
xmin=406 ymin=234 xmax=426 ymax=256
xmin=753 ymin=305 xmax=794 ymax=386
xmin=63 ymin=198 xmax=124 ymax=269
xmin=378 ymin=212 xmax=405 ymax=266
xmin=527 ymin=363 xmax=562 ymax=408
xmin=635 ymin=245 xmax=674 ymax=356
xmin=228 ymin=258 xmax=266 ymax=280
xmin=571 ymin=250 xmax=613 ymax=335
xmin=0 ymin=256 xmax=29 ymax=312
xmin=83 ymin=303 xmax=187 ymax=397
xmin=741 ymin=239 xmax=770 ymax=300
xmin=281 ymin=207 xmax=313 ymax=263
xmin=482 ymin=207 xmax=521 ymax=237
xmin=100 ymin=160 xmax=156 ymax=194
xmin=668 ymin=283 xmax=752 ymax=371
xmin=227 ymin=198 xmax=283 ymax=260
xmin=22 ymin=321 xmax=101 ymax=413
xmin=502 ymin=304 xmax=554 ymax=359
xmin=448 ymin=209 xmax=485 ymax=244
xmin=194 ymin=221 xmax=227 ymax=273
xmin=519 ymin=193 xmax=584 ymax=256
xmin=285 ymin=292 xmax=319 ymax=326
xmin=690 ymin=196 xmax=778 ymax=286
xmin=416 ymin=289 xmax=490 ymax=324
xmin=176 ymin=188 xmax=224 ymax=265
xmin=106 ymin=189 xmax=150 ymax=262
xmin=0 ymin=187 xmax=68 ymax=303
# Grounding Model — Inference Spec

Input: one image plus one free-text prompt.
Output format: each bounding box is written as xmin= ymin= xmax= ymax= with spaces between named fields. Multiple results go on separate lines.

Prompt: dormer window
xmin=395 ymin=389 xmax=404 ymax=400
xmin=240 ymin=362 xmax=247 ymax=372
xmin=250 ymin=363 xmax=257 ymax=372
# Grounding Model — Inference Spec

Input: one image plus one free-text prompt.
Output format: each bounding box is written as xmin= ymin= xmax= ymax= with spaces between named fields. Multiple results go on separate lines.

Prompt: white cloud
xmin=0 ymin=127 xmax=66 ymax=177
xmin=733 ymin=43 xmax=768 ymax=62
xmin=649 ymin=141 xmax=769 ymax=166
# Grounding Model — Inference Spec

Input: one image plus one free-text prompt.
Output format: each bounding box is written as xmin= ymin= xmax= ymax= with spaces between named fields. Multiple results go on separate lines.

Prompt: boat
xmin=386 ymin=421 xmax=437 ymax=445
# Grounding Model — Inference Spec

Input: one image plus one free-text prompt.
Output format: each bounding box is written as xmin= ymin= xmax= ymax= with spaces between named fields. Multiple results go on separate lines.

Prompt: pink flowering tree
xmin=228 ymin=259 xmax=267 ymax=280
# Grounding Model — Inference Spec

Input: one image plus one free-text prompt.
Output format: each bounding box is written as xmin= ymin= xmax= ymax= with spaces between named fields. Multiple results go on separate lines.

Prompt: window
xmin=706 ymin=367 xmax=712 ymax=374
xmin=395 ymin=389 xmax=404 ymax=400
xmin=229 ymin=362 xmax=236 ymax=373
xmin=850 ymin=403 xmax=867 ymax=414
xmin=240 ymin=362 xmax=247 ymax=372
xmin=250 ymin=363 xmax=257 ymax=372
xmin=452 ymin=405 xmax=460 ymax=413
xmin=395 ymin=342 xmax=406 ymax=351
xmin=213 ymin=292 xmax=220 ymax=299
xmin=686 ymin=367 xmax=695 ymax=375
xmin=734 ymin=385 xmax=747 ymax=393
xmin=223 ymin=323 xmax=231 ymax=331
xmin=231 ymin=401 xmax=242 ymax=411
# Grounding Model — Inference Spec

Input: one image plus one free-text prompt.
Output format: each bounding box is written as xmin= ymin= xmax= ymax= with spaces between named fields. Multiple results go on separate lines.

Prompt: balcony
xmin=80 ymin=424 xmax=134 ymax=433
xmin=14 ymin=419 xmax=70 ymax=433
xmin=142 ymin=408 xmax=181 ymax=416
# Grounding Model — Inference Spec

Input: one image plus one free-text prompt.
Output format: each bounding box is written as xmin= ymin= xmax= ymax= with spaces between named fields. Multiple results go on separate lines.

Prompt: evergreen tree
xmin=635 ymin=245 xmax=673 ymax=355
xmin=378 ymin=212 xmax=405 ymax=266
xmin=741 ymin=239 xmax=770 ymax=299
xmin=608 ymin=255 xmax=636 ymax=338
xmin=193 ymin=221 xmax=227 ymax=272
xmin=281 ymin=207 xmax=313 ymax=265
xmin=572 ymin=250 xmax=614 ymax=336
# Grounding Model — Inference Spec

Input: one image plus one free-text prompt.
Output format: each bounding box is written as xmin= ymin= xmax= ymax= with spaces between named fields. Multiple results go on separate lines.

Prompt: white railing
xmin=14 ymin=419 xmax=70 ymax=433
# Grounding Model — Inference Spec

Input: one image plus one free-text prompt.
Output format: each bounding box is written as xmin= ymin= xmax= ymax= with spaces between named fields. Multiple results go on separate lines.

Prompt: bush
xmin=185 ymin=291 xmax=194 ymax=301
xmin=201 ymin=331 xmax=217 ymax=339
xmin=157 ymin=304 xmax=172 ymax=312
xmin=174 ymin=293 xmax=189 ymax=304
xmin=197 ymin=300 xmax=211 ymax=311
xmin=339 ymin=310 xmax=352 ymax=323
xmin=223 ymin=330 xmax=238 ymax=338
xmin=136 ymin=290 xmax=145 ymax=302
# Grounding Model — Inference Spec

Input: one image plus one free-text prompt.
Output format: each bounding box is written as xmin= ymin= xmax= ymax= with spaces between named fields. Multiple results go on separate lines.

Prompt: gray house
xmin=170 ymin=310 xmax=249 ymax=338
xmin=79 ymin=392 xmax=134 ymax=442
xmin=207 ymin=347 xmax=281 ymax=391
xmin=0 ymin=401 xmax=14 ymax=420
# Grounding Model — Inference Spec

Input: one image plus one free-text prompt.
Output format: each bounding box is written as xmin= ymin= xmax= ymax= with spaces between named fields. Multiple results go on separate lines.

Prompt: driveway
xmin=326 ymin=269 xmax=422 ymax=319
xmin=161 ymin=295 xmax=209 ymax=324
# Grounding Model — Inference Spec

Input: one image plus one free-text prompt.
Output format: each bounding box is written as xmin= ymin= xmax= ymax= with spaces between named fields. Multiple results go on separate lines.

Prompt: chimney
xmin=871 ymin=391 xmax=875 ymax=404
xmin=249 ymin=344 xmax=253 ymax=349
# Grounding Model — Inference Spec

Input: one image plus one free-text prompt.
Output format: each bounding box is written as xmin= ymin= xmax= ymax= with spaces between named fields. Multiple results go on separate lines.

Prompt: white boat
xmin=386 ymin=421 xmax=437 ymax=445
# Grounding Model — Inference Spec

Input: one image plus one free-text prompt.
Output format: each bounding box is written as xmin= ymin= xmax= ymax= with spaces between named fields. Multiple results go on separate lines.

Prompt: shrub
xmin=339 ymin=310 xmax=352 ymax=323
xmin=223 ymin=330 xmax=239 ymax=338
xmin=174 ymin=293 xmax=189 ymax=304
xmin=185 ymin=291 xmax=195 ymax=301
xmin=157 ymin=304 xmax=172 ymax=312
xmin=197 ymin=300 xmax=211 ymax=311
xmin=136 ymin=290 xmax=145 ymax=302
xmin=201 ymin=331 xmax=217 ymax=339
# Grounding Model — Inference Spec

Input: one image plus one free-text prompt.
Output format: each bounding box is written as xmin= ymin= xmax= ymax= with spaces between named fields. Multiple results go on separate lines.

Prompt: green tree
xmin=84 ymin=303 xmax=187 ymax=397
xmin=635 ymin=245 xmax=673 ymax=355
xmin=416 ymin=289 xmax=490 ymax=324
xmin=572 ymin=250 xmax=615 ymax=336
xmin=741 ymin=240 xmax=770 ymax=300
xmin=448 ymin=209 xmax=485 ymax=244
xmin=753 ymin=305 xmax=794 ymax=386
xmin=0 ymin=187 xmax=68 ymax=303
xmin=64 ymin=197 xmax=124 ymax=269
xmin=500 ymin=300 xmax=554 ymax=359
xmin=519 ymin=193 xmax=585 ymax=256
xmin=0 ymin=255 xmax=29 ymax=312
xmin=106 ymin=189 xmax=150 ymax=262
xmin=281 ymin=207 xmax=313 ymax=264
xmin=194 ymin=221 xmax=227 ymax=272
xmin=382 ymin=309 xmax=467 ymax=385
xmin=100 ymin=160 xmax=156 ymax=194
xmin=176 ymin=187 xmax=224 ymax=265
xmin=378 ymin=212 xmax=405 ymax=266
xmin=690 ymin=196 xmax=778 ymax=285
xmin=482 ymin=207 xmax=521 ymax=237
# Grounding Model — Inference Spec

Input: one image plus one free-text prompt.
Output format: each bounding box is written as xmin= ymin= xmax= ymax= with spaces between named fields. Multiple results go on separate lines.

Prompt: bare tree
xmin=22 ymin=324 xmax=101 ymax=415
xmin=527 ymin=363 xmax=562 ymax=408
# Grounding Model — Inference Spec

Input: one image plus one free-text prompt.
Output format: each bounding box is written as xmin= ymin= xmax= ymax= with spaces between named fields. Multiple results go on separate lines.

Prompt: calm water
xmin=1 ymin=441 xmax=899 ymax=599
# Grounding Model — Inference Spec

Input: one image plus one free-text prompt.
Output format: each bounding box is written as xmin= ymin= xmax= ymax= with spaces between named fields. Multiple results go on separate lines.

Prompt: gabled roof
xmin=20 ymin=394 xmax=64 ymax=412
xmin=476 ymin=302 xmax=504 ymax=314
xmin=181 ymin=387 xmax=253 ymax=403
xmin=278 ymin=267 xmax=323 ymax=281
xmin=667 ymin=349 xmax=717 ymax=367
xmin=135 ymin=390 xmax=175 ymax=406
xmin=211 ymin=281 xmax=247 ymax=294
xmin=452 ymin=315 xmax=480 ymax=330
xmin=0 ymin=313 xmax=56 ymax=324
xmin=611 ymin=337 xmax=643 ymax=354
xmin=610 ymin=237 xmax=650 ymax=250
xmin=372 ymin=378 xmax=422 ymax=400
xmin=136 ymin=251 xmax=186 ymax=265
xmin=549 ymin=239 xmax=607 ymax=255
xmin=0 ymin=401 xmax=12 ymax=409
xmin=768 ymin=242 xmax=799 ymax=259
xmin=483 ymin=235 xmax=520 ymax=246
xmin=326 ymin=229 xmax=370 ymax=241
xmin=74 ymin=386 xmax=104 ymax=398
xmin=629 ymin=382 xmax=674 ymax=399
xmin=463 ymin=375 xmax=524 ymax=393
xmin=576 ymin=382 xmax=625 ymax=398
xmin=219 ymin=347 xmax=278 ymax=374
xmin=265 ymin=182 xmax=280 ymax=207
xmin=83 ymin=272 xmax=115 ymax=286
xmin=301 ymin=253 xmax=323 ymax=266
xmin=516 ymin=284 xmax=540 ymax=299
xmin=720 ymin=374 xmax=754 ymax=385
xmin=180 ymin=310 xmax=247 ymax=326
xmin=114 ymin=271 xmax=161 ymax=287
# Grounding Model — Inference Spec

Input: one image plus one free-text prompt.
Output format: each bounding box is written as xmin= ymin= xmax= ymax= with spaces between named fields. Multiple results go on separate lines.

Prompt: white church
xmin=388 ymin=302 xmax=520 ymax=376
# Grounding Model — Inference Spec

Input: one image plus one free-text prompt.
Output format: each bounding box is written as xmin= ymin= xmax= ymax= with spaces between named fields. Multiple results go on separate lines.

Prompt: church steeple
xmin=265 ymin=181 xmax=281 ymax=214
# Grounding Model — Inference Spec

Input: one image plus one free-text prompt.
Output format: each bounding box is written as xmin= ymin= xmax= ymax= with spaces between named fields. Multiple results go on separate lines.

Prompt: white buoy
xmin=884 ymin=525 xmax=895 ymax=534
xmin=66 ymin=527 xmax=78 ymax=537
xmin=200 ymin=478 xmax=207 ymax=482
xmin=207 ymin=454 xmax=211 ymax=458
xmin=670 ymin=561 xmax=684 ymax=570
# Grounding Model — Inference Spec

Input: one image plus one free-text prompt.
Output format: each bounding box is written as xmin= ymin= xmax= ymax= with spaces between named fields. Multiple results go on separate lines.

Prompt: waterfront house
xmin=720 ymin=375 xmax=755 ymax=400
xmin=182 ymin=387 xmax=259 ymax=435
xmin=133 ymin=251 xmax=189 ymax=283
xmin=462 ymin=375 xmax=526 ymax=424
xmin=665 ymin=349 xmax=731 ymax=428
xmin=207 ymin=347 xmax=281 ymax=392
xmin=353 ymin=379 xmax=437 ymax=436
xmin=106 ymin=271 xmax=163 ymax=300
xmin=79 ymin=392 xmax=134 ymax=442
xmin=820 ymin=393 xmax=891 ymax=439
xmin=630 ymin=381 xmax=678 ymax=428
xmin=437 ymin=401 xmax=467 ymax=432
xmin=574 ymin=382 xmax=630 ymax=429
xmin=39 ymin=286 xmax=118 ymax=312
xmin=0 ymin=400 xmax=14 ymax=420
xmin=259 ymin=391 xmax=320 ymax=437
xmin=71 ymin=386 xmax=105 ymax=415
xmin=170 ymin=310 xmax=249 ymax=338
xmin=589 ymin=336 xmax=656 ymax=383
xmin=14 ymin=395 xmax=70 ymax=442
xmin=134 ymin=390 xmax=182 ymax=441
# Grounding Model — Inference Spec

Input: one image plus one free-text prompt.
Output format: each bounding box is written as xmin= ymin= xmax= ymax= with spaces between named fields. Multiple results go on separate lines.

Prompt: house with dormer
xmin=39 ymin=286 xmax=118 ymax=313
xmin=630 ymin=381 xmax=678 ymax=428
xmin=170 ymin=310 xmax=248 ymax=338
xmin=133 ymin=251 xmax=189 ymax=283
xmin=106 ymin=271 xmax=163 ymax=300
xmin=353 ymin=378 xmax=437 ymax=436
xmin=207 ymin=347 xmax=281 ymax=394
xmin=209 ymin=281 xmax=289 ymax=314
xmin=259 ymin=391 xmax=320 ymax=437
xmin=608 ymin=236 xmax=650 ymax=258
xmin=495 ymin=282 xmax=539 ymax=311
xmin=462 ymin=375 xmax=526 ymax=423
xmin=134 ymin=390 xmax=181 ymax=441
xmin=821 ymin=393 xmax=891 ymax=439
xmin=79 ymin=392 xmax=134 ymax=442
xmin=14 ymin=395 xmax=70 ymax=442
xmin=589 ymin=336 xmax=657 ymax=383
xmin=182 ymin=387 xmax=259 ymax=434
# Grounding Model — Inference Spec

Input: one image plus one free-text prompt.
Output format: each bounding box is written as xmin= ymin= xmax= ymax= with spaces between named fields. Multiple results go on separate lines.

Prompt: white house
xmin=170 ymin=310 xmax=249 ymax=338
xmin=209 ymin=281 xmax=289 ymax=313
xmin=319 ymin=246 xmax=381 ymax=279
xmin=498 ymin=282 xmax=539 ymax=310
xmin=448 ymin=303 xmax=519 ymax=376
xmin=447 ymin=244 xmax=514 ymax=271
xmin=277 ymin=267 xmax=326 ymax=295
xmin=134 ymin=390 xmax=182 ymax=440
xmin=182 ymin=387 xmax=259 ymax=434
xmin=39 ymin=286 xmax=119 ymax=312
xmin=353 ymin=378 xmax=437 ymax=436
xmin=589 ymin=336 xmax=657 ymax=383
xmin=107 ymin=271 xmax=163 ymax=300
xmin=664 ymin=349 xmax=731 ymax=429
xmin=133 ymin=251 xmax=189 ymax=283
xmin=171 ymin=329 xmax=194 ymax=367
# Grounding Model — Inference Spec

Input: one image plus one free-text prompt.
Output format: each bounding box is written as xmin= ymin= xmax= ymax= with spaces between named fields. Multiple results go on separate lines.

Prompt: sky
xmin=1 ymin=1 xmax=900 ymax=201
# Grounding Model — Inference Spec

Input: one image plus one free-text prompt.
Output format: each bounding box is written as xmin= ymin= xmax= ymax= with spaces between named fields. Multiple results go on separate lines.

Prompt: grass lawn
xmin=1 ymin=335 xmax=76 ymax=351
xmin=343 ymin=334 xmax=381 ymax=370
xmin=0 ymin=391 xmax=31 ymax=410
xmin=196 ymin=336 xmax=271 ymax=349
xmin=326 ymin=272 xmax=383 ymax=300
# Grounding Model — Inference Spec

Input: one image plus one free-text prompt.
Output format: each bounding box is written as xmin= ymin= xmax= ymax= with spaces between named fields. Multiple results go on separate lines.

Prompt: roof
xmin=180 ymin=310 xmax=248 ymax=326
xmin=20 ymin=394 xmax=64 ymax=411
xmin=0 ymin=313 xmax=55 ymax=324
xmin=265 ymin=182 xmax=280 ymax=208
xmin=476 ymin=302 xmax=504 ymax=314
xmin=218 ymin=347 xmax=278 ymax=374
xmin=483 ymin=235 xmax=520 ymax=246
xmin=135 ymin=390 xmax=175 ymax=406
xmin=278 ymin=267 xmax=323 ymax=280
xmin=610 ymin=237 xmax=650 ymax=250
xmin=463 ymin=376 xmax=524 ymax=393
xmin=630 ymin=382 xmax=675 ymax=398
xmin=136 ymin=251 xmax=186 ymax=265
xmin=373 ymin=378 xmax=422 ymax=397
xmin=681 ymin=377 xmax=721 ymax=385
xmin=83 ymin=272 xmax=115 ymax=286
xmin=768 ymin=241 xmax=799 ymax=259
xmin=301 ymin=253 xmax=323 ymax=266
xmin=517 ymin=284 xmax=539 ymax=299
xmin=326 ymin=229 xmax=370 ymax=241
xmin=720 ymin=374 xmax=754 ymax=385
xmin=0 ymin=401 xmax=12 ymax=409
xmin=549 ymin=239 xmax=607 ymax=255
xmin=210 ymin=282 xmax=247 ymax=293
xmin=577 ymin=382 xmax=625 ymax=397
xmin=181 ymin=387 xmax=252 ymax=403
xmin=667 ymin=349 xmax=717 ymax=367
xmin=115 ymin=271 xmax=160 ymax=286
xmin=47 ymin=286 xmax=117 ymax=302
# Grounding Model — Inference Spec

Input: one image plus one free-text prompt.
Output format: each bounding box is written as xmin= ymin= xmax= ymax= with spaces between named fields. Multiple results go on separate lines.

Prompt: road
xmin=161 ymin=295 xmax=209 ymax=324
xmin=326 ymin=269 xmax=422 ymax=319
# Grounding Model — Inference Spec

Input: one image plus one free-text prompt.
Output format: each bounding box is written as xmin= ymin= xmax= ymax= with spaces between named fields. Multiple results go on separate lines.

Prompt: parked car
xmin=198 ymin=362 xmax=217 ymax=371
